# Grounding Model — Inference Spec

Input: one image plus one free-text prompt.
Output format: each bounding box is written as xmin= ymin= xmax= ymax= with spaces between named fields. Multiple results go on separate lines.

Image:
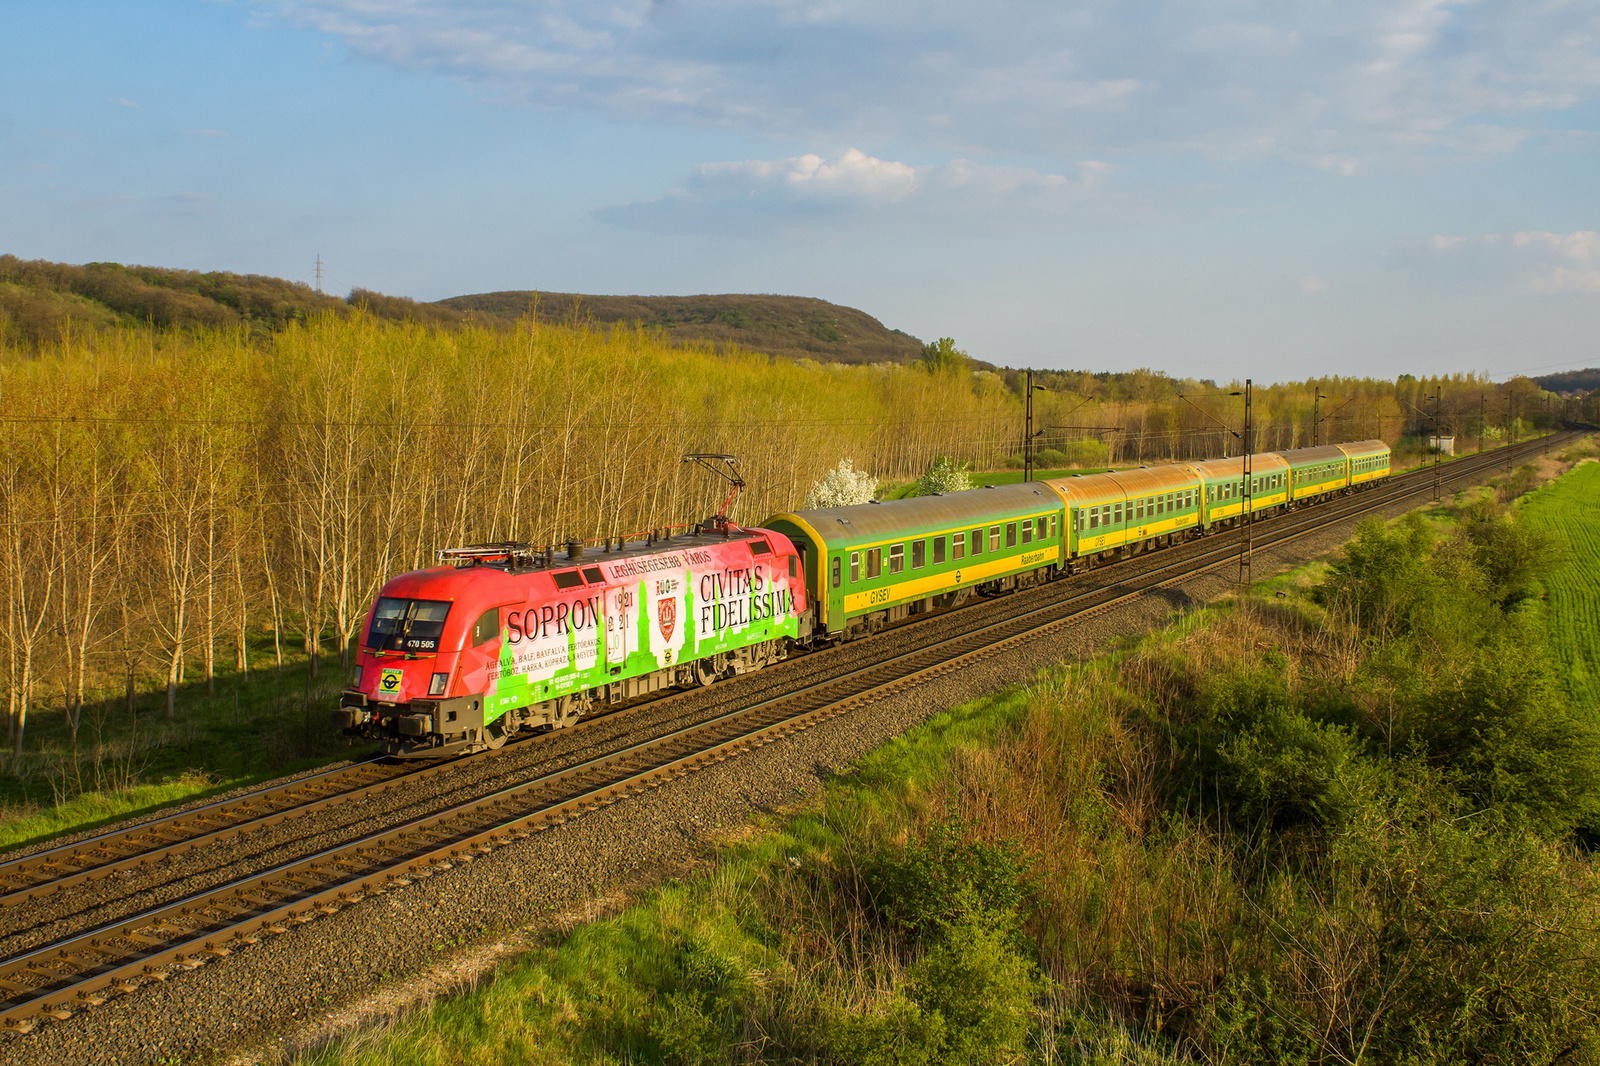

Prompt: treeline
xmin=0 ymin=313 xmax=1017 ymax=762
xmin=0 ymin=309 xmax=1581 ymax=772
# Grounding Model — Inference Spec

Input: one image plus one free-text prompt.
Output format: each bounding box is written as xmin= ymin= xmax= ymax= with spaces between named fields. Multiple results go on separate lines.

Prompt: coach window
xmin=831 ymin=557 xmax=841 ymax=589
xmin=953 ymin=533 xmax=966 ymax=560
xmin=911 ymin=540 xmax=926 ymax=569
xmin=866 ymin=548 xmax=882 ymax=579
xmin=990 ymin=525 xmax=1002 ymax=551
xmin=850 ymin=551 xmax=860 ymax=583
xmin=889 ymin=544 xmax=905 ymax=574
xmin=971 ymin=529 xmax=983 ymax=555
xmin=1037 ymin=516 xmax=1048 ymax=539
xmin=933 ymin=536 xmax=946 ymax=565
xmin=1003 ymin=523 xmax=1016 ymax=548
xmin=1089 ymin=508 xmax=1100 ymax=530
xmin=1021 ymin=519 xmax=1033 ymax=544
xmin=1112 ymin=503 xmax=1122 ymax=526
xmin=1049 ymin=515 xmax=1058 ymax=536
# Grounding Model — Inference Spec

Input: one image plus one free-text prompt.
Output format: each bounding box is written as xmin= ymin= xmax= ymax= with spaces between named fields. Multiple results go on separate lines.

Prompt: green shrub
xmin=1404 ymin=629 xmax=1600 ymax=835
xmin=828 ymin=891 xmax=1040 ymax=1066
xmin=1203 ymin=774 xmax=1600 ymax=1065
xmin=1171 ymin=663 xmax=1365 ymax=830
xmin=863 ymin=818 xmax=1031 ymax=939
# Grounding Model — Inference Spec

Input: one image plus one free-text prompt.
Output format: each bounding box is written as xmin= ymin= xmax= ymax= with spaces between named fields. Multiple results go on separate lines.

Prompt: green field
xmin=1522 ymin=458 xmax=1600 ymax=708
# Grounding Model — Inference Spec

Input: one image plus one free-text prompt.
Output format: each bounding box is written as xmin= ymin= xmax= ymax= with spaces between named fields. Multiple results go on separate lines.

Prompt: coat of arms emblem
xmin=658 ymin=597 xmax=677 ymax=642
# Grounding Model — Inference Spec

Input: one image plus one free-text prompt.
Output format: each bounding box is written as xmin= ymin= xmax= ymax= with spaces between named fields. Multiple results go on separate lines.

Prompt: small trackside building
xmin=766 ymin=484 xmax=1064 ymax=637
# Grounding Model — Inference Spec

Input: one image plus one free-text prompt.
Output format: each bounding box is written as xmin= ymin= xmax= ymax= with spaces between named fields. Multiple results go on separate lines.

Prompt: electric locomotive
xmin=333 ymin=525 xmax=807 ymax=757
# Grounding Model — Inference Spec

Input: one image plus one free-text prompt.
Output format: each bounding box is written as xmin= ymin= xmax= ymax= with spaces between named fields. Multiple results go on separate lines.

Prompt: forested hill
xmin=438 ymin=291 xmax=924 ymax=365
xmin=0 ymin=255 xmax=925 ymax=364
xmin=1534 ymin=367 xmax=1600 ymax=395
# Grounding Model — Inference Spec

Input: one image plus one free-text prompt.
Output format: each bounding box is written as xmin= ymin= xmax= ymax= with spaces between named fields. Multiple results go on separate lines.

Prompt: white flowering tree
xmin=917 ymin=455 xmax=971 ymax=496
xmin=805 ymin=458 xmax=878 ymax=509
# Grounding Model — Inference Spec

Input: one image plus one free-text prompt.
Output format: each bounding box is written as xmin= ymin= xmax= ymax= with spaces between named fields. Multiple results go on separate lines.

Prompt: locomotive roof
xmin=776 ymin=482 xmax=1057 ymax=543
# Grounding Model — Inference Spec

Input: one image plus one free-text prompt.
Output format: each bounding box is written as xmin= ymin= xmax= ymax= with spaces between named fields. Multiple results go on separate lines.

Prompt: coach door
xmin=605 ymin=586 xmax=633 ymax=669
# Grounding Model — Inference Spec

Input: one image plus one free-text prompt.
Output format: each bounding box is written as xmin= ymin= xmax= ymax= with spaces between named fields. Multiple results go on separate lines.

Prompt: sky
xmin=1 ymin=1 xmax=1598 ymax=383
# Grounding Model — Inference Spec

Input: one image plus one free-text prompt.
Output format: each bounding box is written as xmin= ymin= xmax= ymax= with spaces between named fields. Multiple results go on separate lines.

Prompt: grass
xmin=0 ymin=647 xmax=371 ymax=853
xmin=1520 ymin=454 xmax=1600 ymax=709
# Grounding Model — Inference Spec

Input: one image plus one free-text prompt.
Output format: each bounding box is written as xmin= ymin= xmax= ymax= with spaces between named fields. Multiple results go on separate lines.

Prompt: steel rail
xmin=0 ymin=431 xmax=1574 ymax=1032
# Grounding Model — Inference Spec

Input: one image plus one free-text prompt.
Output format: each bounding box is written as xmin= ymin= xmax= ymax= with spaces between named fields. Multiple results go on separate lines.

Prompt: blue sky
xmin=2 ymin=0 xmax=1597 ymax=382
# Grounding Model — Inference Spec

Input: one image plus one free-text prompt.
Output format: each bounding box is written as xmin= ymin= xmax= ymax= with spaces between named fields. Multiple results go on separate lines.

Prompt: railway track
xmin=0 ymin=432 xmax=1575 ymax=1033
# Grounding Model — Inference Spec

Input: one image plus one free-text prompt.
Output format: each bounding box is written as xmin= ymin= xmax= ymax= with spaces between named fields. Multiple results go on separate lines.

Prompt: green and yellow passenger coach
xmin=1188 ymin=453 xmax=1292 ymax=523
xmin=1043 ymin=465 xmax=1204 ymax=564
xmin=1337 ymin=439 xmax=1391 ymax=487
xmin=766 ymin=485 xmax=1064 ymax=637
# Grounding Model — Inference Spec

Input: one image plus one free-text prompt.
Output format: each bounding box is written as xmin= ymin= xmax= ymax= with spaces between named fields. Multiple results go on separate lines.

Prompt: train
xmin=332 ymin=439 xmax=1390 ymax=756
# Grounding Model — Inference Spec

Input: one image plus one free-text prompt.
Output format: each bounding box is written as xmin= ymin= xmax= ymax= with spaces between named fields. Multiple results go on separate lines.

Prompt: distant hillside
xmin=0 ymin=256 xmax=925 ymax=364
xmin=1534 ymin=368 xmax=1600 ymax=394
xmin=0 ymin=255 xmax=351 ymax=341
xmin=439 ymin=291 xmax=924 ymax=365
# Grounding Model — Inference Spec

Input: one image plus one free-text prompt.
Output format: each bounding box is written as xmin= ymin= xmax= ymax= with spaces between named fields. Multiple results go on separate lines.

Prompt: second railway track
xmin=0 ymin=433 xmax=1576 ymax=1033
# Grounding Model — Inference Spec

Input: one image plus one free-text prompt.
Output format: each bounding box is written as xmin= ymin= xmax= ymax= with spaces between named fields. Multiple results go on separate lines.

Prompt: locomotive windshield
xmin=366 ymin=597 xmax=452 ymax=653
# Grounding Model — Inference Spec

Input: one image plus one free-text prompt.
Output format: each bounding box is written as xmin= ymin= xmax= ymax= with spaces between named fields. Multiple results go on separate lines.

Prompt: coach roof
xmin=776 ymin=482 xmax=1058 ymax=544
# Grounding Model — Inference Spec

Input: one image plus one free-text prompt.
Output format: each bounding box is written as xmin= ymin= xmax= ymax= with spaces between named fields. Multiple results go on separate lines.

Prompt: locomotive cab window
xmin=470 ymin=608 xmax=500 ymax=647
xmin=831 ymin=557 xmax=842 ymax=589
xmin=889 ymin=544 xmax=905 ymax=574
xmin=367 ymin=597 xmax=452 ymax=654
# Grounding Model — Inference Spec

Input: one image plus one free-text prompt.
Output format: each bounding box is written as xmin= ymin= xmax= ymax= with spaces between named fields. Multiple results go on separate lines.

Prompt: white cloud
xmin=596 ymin=149 xmax=1117 ymax=232
xmin=1429 ymin=230 xmax=1600 ymax=293
xmin=264 ymin=0 xmax=1600 ymax=165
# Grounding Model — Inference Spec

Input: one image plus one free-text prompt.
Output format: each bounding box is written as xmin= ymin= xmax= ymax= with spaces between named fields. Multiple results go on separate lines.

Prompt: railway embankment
xmin=3 ymin=435 xmax=1592 ymax=1065
xmin=275 ymin=433 xmax=1600 ymax=1065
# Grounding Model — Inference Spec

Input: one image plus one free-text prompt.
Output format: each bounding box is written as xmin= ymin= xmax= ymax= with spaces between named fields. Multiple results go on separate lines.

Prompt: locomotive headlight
xmin=429 ymin=672 xmax=449 ymax=697
xmin=351 ymin=666 xmax=362 ymax=689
